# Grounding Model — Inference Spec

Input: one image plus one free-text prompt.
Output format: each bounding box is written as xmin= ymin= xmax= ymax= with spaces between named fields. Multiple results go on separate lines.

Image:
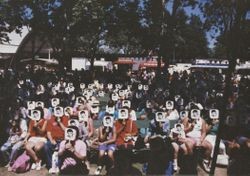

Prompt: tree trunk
xmin=210 ymin=5 xmax=243 ymax=174
xmin=90 ymin=56 xmax=95 ymax=80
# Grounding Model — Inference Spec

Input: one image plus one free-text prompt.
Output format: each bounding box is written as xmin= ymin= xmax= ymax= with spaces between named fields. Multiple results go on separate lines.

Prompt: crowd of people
xmin=0 ymin=65 xmax=249 ymax=175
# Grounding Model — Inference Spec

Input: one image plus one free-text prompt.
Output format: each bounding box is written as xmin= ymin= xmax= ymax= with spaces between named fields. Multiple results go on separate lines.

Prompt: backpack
xmin=11 ymin=151 xmax=31 ymax=173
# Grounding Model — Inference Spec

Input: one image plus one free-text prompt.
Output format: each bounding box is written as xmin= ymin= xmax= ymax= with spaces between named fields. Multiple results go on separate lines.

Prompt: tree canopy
xmin=1 ymin=0 xmax=248 ymax=69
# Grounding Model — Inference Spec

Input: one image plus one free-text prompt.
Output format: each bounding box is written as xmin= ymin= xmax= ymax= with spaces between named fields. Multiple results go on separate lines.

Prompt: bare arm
xmin=98 ymin=126 xmax=107 ymax=142
xmin=88 ymin=118 xmax=94 ymax=137
xmin=41 ymin=120 xmax=48 ymax=132
xmin=183 ymin=118 xmax=194 ymax=133
xmin=73 ymin=150 xmax=86 ymax=160
xmin=200 ymin=119 xmax=207 ymax=142
xmin=58 ymin=121 xmax=66 ymax=131
xmin=47 ymin=131 xmax=56 ymax=144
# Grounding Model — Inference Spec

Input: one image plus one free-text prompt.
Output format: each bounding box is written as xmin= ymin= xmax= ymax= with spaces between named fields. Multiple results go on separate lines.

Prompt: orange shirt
xmin=47 ymin=115 xmax=69 ymax=140
xmin=28 ymin=119 xmax=46 ymax=137
xmin=115 ymin=119 xmax=138 ymax=146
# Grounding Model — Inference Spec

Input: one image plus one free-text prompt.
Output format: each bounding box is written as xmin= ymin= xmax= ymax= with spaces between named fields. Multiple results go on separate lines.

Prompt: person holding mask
xmin=201 ymin=110 xmax=226 ymax=172
xmin=115 ymin=109 xmax=138 ymax=149
xmin=169 ymin=123 xmax=187 ymax=171
xmin=182 ymin=109 xmax=206 ymax=155
xmin=24 ymin=108 xmax=47 ymax=170
xmin=58 ymin=126 xmax=89 ymax=175
xmin=44 ymin=106 xmax=68 ymax=169
xmin=1 ymin=118 xmax=22 ymax=166
xmin=94 ymin=116 xmax=117 ymax=175
xmin=144 ymin=112 xmax=170 ymax=143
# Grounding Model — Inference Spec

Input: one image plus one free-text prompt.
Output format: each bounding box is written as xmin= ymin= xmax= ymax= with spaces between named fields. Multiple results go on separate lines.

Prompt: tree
xmin=201 ymin=0 xmax=250 ymax=174
xmin=104 ymin=0 xmax=143 ymax=55
xmin=142 ymin=0 xmax=199 ymax=80
xmin=176 ymin=14 xmax=208 ymax=60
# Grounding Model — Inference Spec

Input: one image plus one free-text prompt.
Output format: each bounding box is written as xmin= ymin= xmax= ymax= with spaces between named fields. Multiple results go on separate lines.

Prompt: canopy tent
xmin=85 ymin=60 xmax=113 ymax=70
xmin=139 ymin=61 xmax=165 ymax=68
xmin=20 ymin=58 xmax=59 ymax=65
xmin=191 ymin=65 xmax=228 ymax=69
xmin=113 ymin=58 xmax=136 ymax=65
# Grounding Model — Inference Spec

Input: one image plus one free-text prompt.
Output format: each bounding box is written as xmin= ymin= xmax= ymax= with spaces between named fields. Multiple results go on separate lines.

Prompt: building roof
xmin=0 ymin=27 xmax=29 ymax=54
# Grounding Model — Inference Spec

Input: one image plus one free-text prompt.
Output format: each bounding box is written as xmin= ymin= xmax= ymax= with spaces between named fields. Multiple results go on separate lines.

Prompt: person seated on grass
xmin=58 ymin=126 xmax=89 ymax=175
xmin=122 ymin=100 xmax=137 ymax=121
xmin=144 ymin=112 xmax=170 ymax=143
xmin=94 ymin=116 xmax=117 ymax=175
xmin=5 ymin=112 xmax=28 ymax=171
xmin=182 ymin=109 xmax=206 ymax=155
xmin=138 ymin=100 xmax=155 ymax=120
xmin=98 ymin=100 xmax=118 ymax=120
xmin=201 ymin=109 xmax=227 ymax=173
xmin=44 ymin=106 xmax=68 ymax=170
xmin=115 ymin=109 xmax=138 ymax=149
xmin=1 ymin=118 xmax=22 ymax=167
xmin=169 ymin=123 xmax=187 ymax=172
xmin=24 ymin=108 xmax=48 ymax=170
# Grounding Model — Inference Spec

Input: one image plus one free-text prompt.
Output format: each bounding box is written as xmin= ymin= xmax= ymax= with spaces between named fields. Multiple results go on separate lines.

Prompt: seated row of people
xmin=1 ymin=93 xmax=230 ymax=175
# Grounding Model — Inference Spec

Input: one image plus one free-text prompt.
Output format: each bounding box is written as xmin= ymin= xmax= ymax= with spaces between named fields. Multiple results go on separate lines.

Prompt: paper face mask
xmin=166 ymin=101 xmax=174 ymax=110
xmin=119 ymin=90 xmax=125 ymax=97
xmin=155 ymin=112 xmax=166 ymax=122
xmin=127 ymin=85 xmax=132 ymax=90
xmin=107 ymin=83 xmax=113 ymax=90
xmin=138 ymin=84 xmax=143 ymax=90
xmin=68 ymin=82 xmax=73 ymax=87
xmin=115 ymin=84 xmax=122 ymax=89
xmin=76 ymin=96 xmax=85 ymax=105
xmin=98 ymin=91 xmax=105 ymax=97
xmin=174 ymin=123 xmax=184 ymax=130
xmin=106 ymin=106 xmax=115 ymax=114
xmin=27 ymin=101 xmax=36 ymax=110
xmin=36 ymin=101 xmax=44 ymax=108
xmin=111 ymin=93 xmax=119 ymax=101
xmin=68 ymin=119 xmax=80 ymax=127
xmin=103 ymin=116 xmax=114 ymax=127
xmin=78 ymin=110 xmax=88 ymax=122
xmin=54 ymin=106 xmax=64 ymax=117
xmin=88 ymin=84 xmax=94 ymax=89
xmin=122 ymin=100 xmax=131 ymax=108
xmin=91 ymin=106 xmax=99 ymax=114
xmin=65 ymin=128 xmax=77 ymax=141
xmin=51 ymin=98 xmax=60 ymax=107
xmin=65 ymin=87 xmax=71 ymax=94
xmin=191 ymin=109 xmax=200 ymax=120
xmin=118 ymin=109 xmax=128 ymax=119
xmin=209 ymin=109 xmax=219 ymax=119
xmin=31 ymin=109 xmax=41 ymax=121
xmin=143 ymin=85 xmax=149 ymax=91
xmin=80 ymin=83 xmax=85 ymax=89
xmin=87 ymin=89 xmax=93 ymax=97
xmin=180 ymin=111 xmax=188 ymax=119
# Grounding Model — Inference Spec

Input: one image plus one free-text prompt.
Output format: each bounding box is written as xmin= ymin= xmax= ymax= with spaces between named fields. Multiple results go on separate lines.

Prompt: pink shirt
xmin=59 ymin=140 xmax=87 ymax=169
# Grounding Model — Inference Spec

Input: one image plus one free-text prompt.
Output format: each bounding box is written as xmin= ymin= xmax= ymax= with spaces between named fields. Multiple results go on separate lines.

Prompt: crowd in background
xmin=0 ymin=65 xmax=249 ymax=175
